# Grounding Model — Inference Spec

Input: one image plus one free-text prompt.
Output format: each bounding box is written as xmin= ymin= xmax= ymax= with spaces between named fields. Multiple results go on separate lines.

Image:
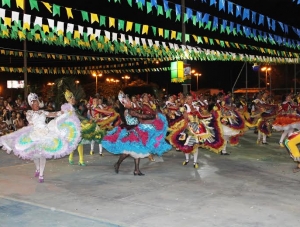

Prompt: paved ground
xmin=0 ymin=129 xmax=300 ymax=227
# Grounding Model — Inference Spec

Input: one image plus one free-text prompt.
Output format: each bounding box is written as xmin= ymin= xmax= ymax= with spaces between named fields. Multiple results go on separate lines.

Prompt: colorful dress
xmin=273 ymin=101 xmax=300 ymax=131
xmin=102 ymin=109 xmax=171 ymax=158
xmin=0 ymin=103 xmax=81 ymax=160
xmin=166 ymin=104 xmax=225 ymax=154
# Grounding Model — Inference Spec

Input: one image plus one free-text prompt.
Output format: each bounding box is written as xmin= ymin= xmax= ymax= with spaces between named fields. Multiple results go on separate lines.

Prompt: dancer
xmin=167 ymin=94 xmax=225 ymax=168
xmin=0 ymin=93 xmax=81 ymax=183
xmin=284 ymin=131 xmax=300 ymax=172
xmin=65 ymin=90 xmax=106 ymax=166
xmin=216 ymin=93 xmax=246 ymax=155
xmin=88 ymin=97 xmax=118 ymax=156
xmin=102 ymin=91 xmax=171 ymax=176
xmin=273 ymin=94 xmax=300 ymax=147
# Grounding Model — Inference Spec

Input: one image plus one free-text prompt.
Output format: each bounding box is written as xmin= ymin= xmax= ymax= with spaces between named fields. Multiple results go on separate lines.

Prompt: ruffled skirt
xmin=102 ymin=113 xmax=171 ymax=158
xmin=0 ymin=104 xmax=81 ymax=160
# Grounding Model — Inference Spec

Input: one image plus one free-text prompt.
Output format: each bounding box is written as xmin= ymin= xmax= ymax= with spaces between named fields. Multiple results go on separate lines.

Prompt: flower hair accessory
xmin=64 ymin=89 xmax=74 ymax=102
xmin=27 ymin=93 xmax=39 ymax=106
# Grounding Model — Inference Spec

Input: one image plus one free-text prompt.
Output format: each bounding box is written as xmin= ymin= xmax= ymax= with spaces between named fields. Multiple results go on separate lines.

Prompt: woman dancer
xmin=102 ymin=91 xmax=171 ymax=175
xmin=284 ymin=131 xmax=300 ymax=172
xmin=0 ymin=93 xmax=81 ymax=183
xmin=167 ymin=94 xmax=225 ymax=167
xmin=273 ymin=94 xmax=300 ymax=147
xmin=65 ymin=90 xmax=106 ymax=166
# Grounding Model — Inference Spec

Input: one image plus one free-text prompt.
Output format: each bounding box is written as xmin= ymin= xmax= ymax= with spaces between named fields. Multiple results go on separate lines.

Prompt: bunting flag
xmin=0 ymin=66 xmax=171 ymax=75
xmin=0 ymin=0 xmax=297 ymax=39
xmin=0 ymin=47 xmax=167 ymax=62
xmin=1 ymin=1 xmax=299 ymax=46
xmin=0 ymin=9 xmax=298 ymax=64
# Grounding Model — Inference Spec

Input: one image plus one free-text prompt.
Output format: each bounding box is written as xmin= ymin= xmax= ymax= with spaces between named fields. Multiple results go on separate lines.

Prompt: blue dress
xmin=102 ymin=110 xmax=171 ymax=158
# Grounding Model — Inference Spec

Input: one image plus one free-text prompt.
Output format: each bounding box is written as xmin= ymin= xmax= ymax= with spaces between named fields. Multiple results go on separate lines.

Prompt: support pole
xmin=231 ymin=62 xmax=246 ymax=94
xmin=23 ymin=1 xmax=28 ymax=100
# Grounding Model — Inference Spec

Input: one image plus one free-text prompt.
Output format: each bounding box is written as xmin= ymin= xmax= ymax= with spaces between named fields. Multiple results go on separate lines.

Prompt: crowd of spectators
xmin=0 ymin=94 xmax=56 ymax=135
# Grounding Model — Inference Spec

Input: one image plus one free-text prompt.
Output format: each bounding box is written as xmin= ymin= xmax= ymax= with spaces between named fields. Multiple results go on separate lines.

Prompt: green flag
xmin=53 ymin=4 xmax=61 ymax=17
xmin=81 ymin=11 xmax=89 ymax=22
xmin=29 ymin=0 xmax=39 ymax=11
xmin=2 ymin=0 xmax=10 ymax=7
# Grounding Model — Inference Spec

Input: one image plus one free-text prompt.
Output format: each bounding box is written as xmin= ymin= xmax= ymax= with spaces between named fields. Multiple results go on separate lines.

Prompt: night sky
xmin=0 ymin=0 xmax=299 ymax=96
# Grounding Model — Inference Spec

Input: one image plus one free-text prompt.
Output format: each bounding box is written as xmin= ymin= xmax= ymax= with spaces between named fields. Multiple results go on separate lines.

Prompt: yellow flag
xmin=35 ymin=34 xmax=41 ymax=40
xmin=23 ymin=23 xmax=30 ymax=31
xmin=57 ymin=29 xmax=64 ymax=36
xmin=192 ymin=34 xmax=197 ymax=42
xmin=91 ymin=13 xmax=99 ymax=23
xmin=18 ymin=31 xmax=25 ymax=39
xmin=225 ymin=41 xmax=230 ymax=48
xmin=126 ymin=21 xmax=133 ymax=32
xmin=90 ymin=34 xmax=95 ymax=41
xmin=74 ymin=31 xmax=80 ymax=39
xmin=142 ymin=25 xmax=148 ymax=35
xmin=16 ymin=0 xmax=24 ymax=9
xmin=42 ymin=2 xmax=52 ymax=13
xmin=235 ymin=43 xmax=240 ymax=49
xmin=215 ymin=39 xmax=220 ymax=45
xmin=4 ymin=17 xmax=11 ymax=27
xmin=42 ymin=25 xmax=50 ymax=33
xmin=203 ymin=36 xmax=208 ymax=44
xmin=65 ymin=7 xmax=73 ymax=19
xmin=171 ymin=31 xmax=176 ymax=39
xmin=158 ymin=28 xmax=163 ymax=37
xmin=2 ymin=29 xmax=9 ymax=36
xmin=109 ymin=17 xmax=115 ymax=28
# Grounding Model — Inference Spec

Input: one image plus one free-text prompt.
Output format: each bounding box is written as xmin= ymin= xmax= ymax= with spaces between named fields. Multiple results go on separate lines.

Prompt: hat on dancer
xmin=64 ymin=89 xmax=75 ymax=102
xmin=27 ymin=93 xmax=39 ymax=106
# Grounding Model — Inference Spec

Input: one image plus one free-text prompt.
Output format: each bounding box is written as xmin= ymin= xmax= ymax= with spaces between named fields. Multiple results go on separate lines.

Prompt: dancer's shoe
xmin=78 ymin=161 xmax=86 ymax=166
xmin=182 ymin=160 xmax=189 ymax=165
xmin=133 ymin=171 xmax=145 ymax=176
xmin=34 ymin=171 xmax=40 ymax=177
xmin=193 ymin=163 xmax=199 ymax=169
xmin=38 ymin=176 xmax=44 ymax=183
xmin=114 ymin=163 xmax=119 ymax=174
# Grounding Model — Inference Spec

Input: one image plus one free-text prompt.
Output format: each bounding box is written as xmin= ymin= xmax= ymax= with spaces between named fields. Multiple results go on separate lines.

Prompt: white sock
xmin=39 ymin=157 xmax=46 ymax=177
xmin=99 ymin=144 xmax=103 ymax=154
xmin=91 ymin=140 xmax=95 ymax=151
xmin=33 ymin=158 xmax=40 ymax=172
xmin=193 ymin=150 xmax=198 ymax=163
xmin=185 ymin=153 xmax=189 ymax=162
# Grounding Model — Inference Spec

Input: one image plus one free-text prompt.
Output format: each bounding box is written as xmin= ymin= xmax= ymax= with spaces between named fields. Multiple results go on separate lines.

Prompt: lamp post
xmin=261 ymin=67 xmax=271 ymax=93
xmin=47 ymin=82 xmax=55 ymax=98
xmin=93 ymin=73 xmax=102 ymax=94
xmin=122 ymin=75 xmax=130 ymax=86
xmin=75 ymin=80 xmax=79 ymax=89
xmin=194 ymin=73 xmax=202 ymax=91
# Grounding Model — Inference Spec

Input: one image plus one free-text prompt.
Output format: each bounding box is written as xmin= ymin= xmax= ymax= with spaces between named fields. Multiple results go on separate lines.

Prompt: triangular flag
xmin=16 ymin=0 xmax=24 ymax=10
xmin=65 ymin=7 xmax=73 ymax=19
xmin=29 ymin=0 xmax=39 ymax=11
xmin=53 ymin=4 xmax=60 ymax=17
xmin=91 ymin=13 xmax=99 ymax=23
xmin=42 ymin=2 xmax=52 ymax=13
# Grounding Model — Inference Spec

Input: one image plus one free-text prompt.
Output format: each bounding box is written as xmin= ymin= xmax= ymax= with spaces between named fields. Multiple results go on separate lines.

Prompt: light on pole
xmin=122 ymin=75 xmax=130 ymax=86
xmin=261 ymin=67 xmax=271 ymax=92
xmin=93 ymin=73 xmax=102 ymax=94
xmin=75 ymin=80 xmax=79 ymax=89
xmin=194 ymin=73 xmax=202 ymax=91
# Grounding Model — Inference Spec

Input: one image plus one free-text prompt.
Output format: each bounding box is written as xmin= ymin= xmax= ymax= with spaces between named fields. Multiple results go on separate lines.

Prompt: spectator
xmin=13 ymin=112 xmax=25 ymax=130
xmin=0 ymin=115 xmax=9 ymax=135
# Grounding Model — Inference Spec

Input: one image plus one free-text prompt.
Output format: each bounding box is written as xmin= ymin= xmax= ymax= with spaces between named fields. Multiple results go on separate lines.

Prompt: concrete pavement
xmin=0 ymin=129 xmax=300 ymax=227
